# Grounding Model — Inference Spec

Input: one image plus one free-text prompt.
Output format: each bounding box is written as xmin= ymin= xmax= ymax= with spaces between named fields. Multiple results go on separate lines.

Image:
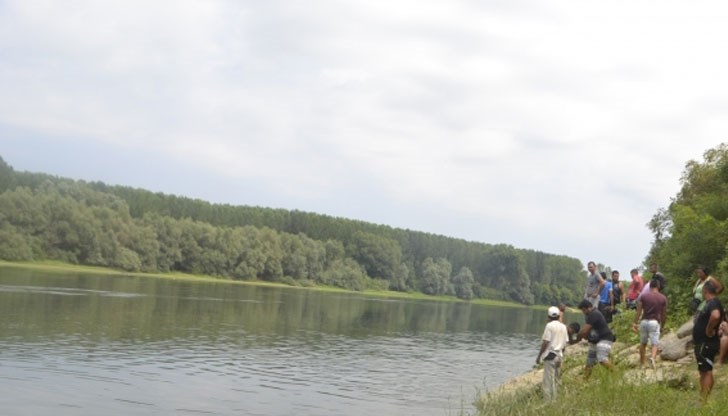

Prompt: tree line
xmin=647 ymin=143 xmax=728 ymax=316
xmin=0 ymin=156 xmax=586 ymax=305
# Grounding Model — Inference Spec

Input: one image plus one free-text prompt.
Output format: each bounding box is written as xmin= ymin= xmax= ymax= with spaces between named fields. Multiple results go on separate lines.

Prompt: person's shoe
xmin=649 ymin=357 xmax=656 ymax=370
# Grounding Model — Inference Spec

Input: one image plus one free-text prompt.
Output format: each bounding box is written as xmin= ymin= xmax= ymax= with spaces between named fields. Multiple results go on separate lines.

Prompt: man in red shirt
xmin=627 ymin=268 xmax=643 ymax=309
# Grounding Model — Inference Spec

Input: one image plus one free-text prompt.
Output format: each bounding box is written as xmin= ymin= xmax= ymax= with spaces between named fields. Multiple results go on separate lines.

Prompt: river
xmin=0 ymin=265 xmax=557 ymax=415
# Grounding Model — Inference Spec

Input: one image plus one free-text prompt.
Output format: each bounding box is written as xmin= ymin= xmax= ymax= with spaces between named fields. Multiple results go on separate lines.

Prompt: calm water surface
xmin=0 ymin=266 xmax=557 ymax=415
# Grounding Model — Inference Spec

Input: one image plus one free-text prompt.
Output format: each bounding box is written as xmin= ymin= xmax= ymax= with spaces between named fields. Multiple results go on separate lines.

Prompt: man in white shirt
xmin=536 ymin=306 xmax=569 ymax=401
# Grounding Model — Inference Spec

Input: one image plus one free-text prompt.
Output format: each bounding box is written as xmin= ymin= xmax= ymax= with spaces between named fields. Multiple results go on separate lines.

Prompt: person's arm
xmin=710 ymin=276 xmax=724 ymax=295
xmin=707 ymin=309 xmax=722 ymax=338
xmin=567 ymin=323 xmax=580 ymax=345
xmin=632 ymin=300 xmax=643 ymax=333
xmin=720 ymin=321 xmax=728 ymax=337
xmin=578 ymin=323 xmax=592 ymax=340
xmin=597 ymin=275 xmax=605 ymax=296
xmin=609 ymin=287 xmax=614 ymax=309
xmin=536 ymin=339 xmax=549 ymax=364
xmin=660 ymin=299 xmax=667 ymax=328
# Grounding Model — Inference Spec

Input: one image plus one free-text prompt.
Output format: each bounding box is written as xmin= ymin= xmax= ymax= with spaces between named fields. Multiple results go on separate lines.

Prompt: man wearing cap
xmin=576 ymin=299 xmax=615 ymax=379
xmin=536 ymin=306 xmax=569 ymax=401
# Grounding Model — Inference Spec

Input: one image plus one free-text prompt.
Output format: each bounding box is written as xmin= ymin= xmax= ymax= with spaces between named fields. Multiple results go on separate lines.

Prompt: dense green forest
xmin=0 ymin=156 xmax=587 ymax=305
xmin=647 ymin=143 xmax=728 ymax=316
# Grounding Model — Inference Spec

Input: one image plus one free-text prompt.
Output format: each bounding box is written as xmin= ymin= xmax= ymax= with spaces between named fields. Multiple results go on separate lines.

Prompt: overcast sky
xmin=1 ymin=0 xmax=727 ymax=273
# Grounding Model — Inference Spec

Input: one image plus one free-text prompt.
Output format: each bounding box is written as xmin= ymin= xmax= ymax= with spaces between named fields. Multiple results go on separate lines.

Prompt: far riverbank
xmin=0 ymin=260 xmax=530 ymax=309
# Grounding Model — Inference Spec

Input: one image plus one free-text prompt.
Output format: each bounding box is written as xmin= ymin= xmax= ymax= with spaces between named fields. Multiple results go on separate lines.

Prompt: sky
xmin=1 ymin=0 xmax=728 ymax=273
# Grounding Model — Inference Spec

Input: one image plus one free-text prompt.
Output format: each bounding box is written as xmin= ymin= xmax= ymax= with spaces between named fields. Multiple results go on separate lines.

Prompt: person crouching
xmin=576 ymin=299 xmax=615 ymax=379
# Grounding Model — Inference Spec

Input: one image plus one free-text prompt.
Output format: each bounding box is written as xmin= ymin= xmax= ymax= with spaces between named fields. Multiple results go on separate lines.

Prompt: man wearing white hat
xmin=536 ymin=306 xmax=569 ymax=401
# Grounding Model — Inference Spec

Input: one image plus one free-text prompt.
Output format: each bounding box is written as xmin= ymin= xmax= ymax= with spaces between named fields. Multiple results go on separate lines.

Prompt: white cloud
xmin=1 ymin=0 xmax=728 ymax=269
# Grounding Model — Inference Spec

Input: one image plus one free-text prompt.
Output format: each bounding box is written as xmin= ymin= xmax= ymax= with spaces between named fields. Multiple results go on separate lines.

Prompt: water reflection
xmin=0 ymin=266 xmax=551 ymax=415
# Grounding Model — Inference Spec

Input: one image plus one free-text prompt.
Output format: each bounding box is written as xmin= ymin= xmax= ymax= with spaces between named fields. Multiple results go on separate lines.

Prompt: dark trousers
xmin=598 ymin=303 xmax=613 ymax=324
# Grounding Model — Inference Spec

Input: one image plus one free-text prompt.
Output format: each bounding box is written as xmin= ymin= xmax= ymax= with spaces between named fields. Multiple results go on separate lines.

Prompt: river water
xmin=0 ymin=266 xmax=556 ymax=415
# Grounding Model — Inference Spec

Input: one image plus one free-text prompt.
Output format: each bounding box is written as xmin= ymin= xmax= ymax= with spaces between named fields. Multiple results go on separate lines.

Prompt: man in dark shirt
xmin=649 ymin=262 xmax=667 ymax=292
xmin=576 ymin=299 xmax=614 ymax=379
xmin=632 ymin=278 xmax=667 ymax=369
xmin=693 ymin=280 xmax=725 ymax=401
xmin=611 ymin=270 xmax=625 ymax=309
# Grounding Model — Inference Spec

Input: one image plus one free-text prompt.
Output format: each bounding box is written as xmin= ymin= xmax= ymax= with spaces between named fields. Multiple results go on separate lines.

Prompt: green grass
xmin=472 ymin=309 xmax=728 ymax=416
xmin=476 ymin=369 xmax=714 ymax=416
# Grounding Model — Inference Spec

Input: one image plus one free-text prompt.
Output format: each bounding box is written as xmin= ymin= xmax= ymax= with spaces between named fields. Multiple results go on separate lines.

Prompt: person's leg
xmin=719 ymin=335 xmax=728 ymax=365
xmin=597 ymin=341 xmax=614 ymax=371
xmin=543 ymin=359 xmax=555 ymax=400
xmin=583 ymin=364 xmax=593 ymax=380
xmin=699 ymin=370 xmax=714 ymax=400
xmin=696 ymin=343 xmax=717 ymax=401
xmin=554 ymin=357 xmax=562 ymax=383
xmin=585 ymin=345 xmax=597 ymax=380
xmin=649 ymin=320 xmax=660 ymax=368
xmin=639 ymin=320 xmax=649 ymax=367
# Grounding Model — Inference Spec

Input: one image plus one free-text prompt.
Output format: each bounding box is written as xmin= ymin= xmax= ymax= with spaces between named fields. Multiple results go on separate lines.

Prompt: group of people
xmin=536 ymin=260 xmax=727 ymax=402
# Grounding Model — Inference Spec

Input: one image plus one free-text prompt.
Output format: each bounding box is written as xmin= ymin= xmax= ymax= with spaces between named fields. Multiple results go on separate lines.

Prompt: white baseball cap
xmin=547 ymin=306 xmax=560 ymax=318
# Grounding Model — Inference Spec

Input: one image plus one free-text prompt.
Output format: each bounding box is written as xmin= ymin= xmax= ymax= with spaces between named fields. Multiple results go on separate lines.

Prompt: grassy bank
xmin=475 ymin=309 xmax=728 ymax=415
xmin=0 ymin=260 xmax=527 ymax=308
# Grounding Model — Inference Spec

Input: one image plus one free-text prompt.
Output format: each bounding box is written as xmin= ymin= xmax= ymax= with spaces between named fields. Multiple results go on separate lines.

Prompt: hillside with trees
xmin=0 ymin=156 xmax=586 ymax=305
xmin=647 ymin=143 xmax=728 ymax=314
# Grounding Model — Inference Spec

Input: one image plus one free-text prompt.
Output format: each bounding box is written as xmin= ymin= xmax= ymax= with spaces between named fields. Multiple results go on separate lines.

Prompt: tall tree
xmin=452 ymin=266 xmax=475 ymax=300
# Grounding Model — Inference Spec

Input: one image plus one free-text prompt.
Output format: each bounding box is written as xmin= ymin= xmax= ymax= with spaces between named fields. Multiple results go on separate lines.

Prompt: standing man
xmin=627 ymin=269 xmax=643 ymax=309
xmin=693 ymin=280 xmax=725 ymax=401
xmin=611 ymin=270 xmax=625 ymax=310
xmin=597 ymin=271 xmax=614 ymax=324
xmin=584 ymin=261 xmax=605 ymax=309
xmin=536 ymin=306 xmax=569 ymax=401
xmin=648 ymin=262 xmax=666 ymax=293
xmin=576 ymin=299 xmax=615 ymax=379
xmin=632 ymin=278 xmax=668 ymax=369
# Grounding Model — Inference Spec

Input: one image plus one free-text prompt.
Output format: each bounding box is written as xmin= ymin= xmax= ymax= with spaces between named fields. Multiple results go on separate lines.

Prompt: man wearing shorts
xmin=693 ymin=280 xmax=725 ymax=401
xmin=632 ymin=278 xmax=667 ymax=369
xmin=577 ymin=299 xmax=614 ymax=379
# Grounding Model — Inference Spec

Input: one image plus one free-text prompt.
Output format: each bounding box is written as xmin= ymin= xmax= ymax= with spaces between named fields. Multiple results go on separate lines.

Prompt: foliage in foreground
xmin=474 ymin=366 xmax=727 ymax=416
xmin=470 ymin=309 xmax=728 ymax=416
xmin=648 ymin=143 xmax=728 ymax=318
